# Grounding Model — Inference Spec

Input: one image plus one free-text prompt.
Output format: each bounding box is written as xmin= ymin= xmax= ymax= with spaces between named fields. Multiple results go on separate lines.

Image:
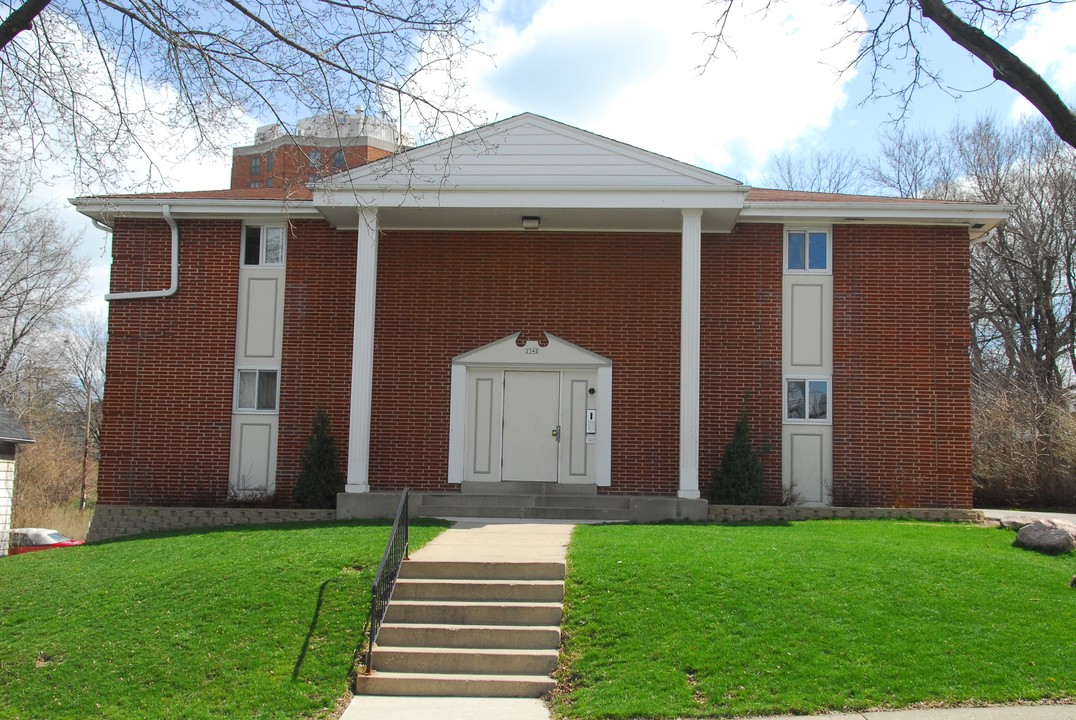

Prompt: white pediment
xmin=319 ymin=113 xmax=743 ymax=194
xmin=453 ymin=332 xmax=612 ymax=368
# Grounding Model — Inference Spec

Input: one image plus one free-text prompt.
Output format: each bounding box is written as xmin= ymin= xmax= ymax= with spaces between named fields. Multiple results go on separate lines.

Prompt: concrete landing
xmin=408 ymin=520 xmax=574 ymax=564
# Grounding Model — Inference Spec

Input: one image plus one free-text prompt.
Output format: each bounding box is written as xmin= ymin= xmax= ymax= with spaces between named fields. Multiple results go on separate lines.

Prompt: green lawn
xmin=555 ymin=521 xmax=1076 ymax=719
xmin=0 ymin=520 xmax=446 ymax=720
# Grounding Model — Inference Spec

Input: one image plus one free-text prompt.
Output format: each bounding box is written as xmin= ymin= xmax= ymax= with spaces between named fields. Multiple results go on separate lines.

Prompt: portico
xmin=318 ymin=114 xmax=748 ymax=500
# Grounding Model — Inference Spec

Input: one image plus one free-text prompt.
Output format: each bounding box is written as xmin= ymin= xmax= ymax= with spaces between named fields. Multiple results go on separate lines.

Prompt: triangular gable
xmin=322 ymin=113 xmax=742 ymax=192
xmin=453 ymin=332 xmax=612 ymax=367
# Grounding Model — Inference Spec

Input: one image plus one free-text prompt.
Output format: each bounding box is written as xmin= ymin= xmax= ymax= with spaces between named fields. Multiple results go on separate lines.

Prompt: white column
xmin=346 ymin=207 xmax=379 ymax=493
xmin=679 ymin=209 xmax=703 ymax=499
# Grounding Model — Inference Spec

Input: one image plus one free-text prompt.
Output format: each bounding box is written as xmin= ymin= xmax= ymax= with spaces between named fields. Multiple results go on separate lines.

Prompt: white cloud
xmin=439 ymin=0 xmax=866 ymax=177
xmin=1007 ymin=3 xmax=1076 ymax=120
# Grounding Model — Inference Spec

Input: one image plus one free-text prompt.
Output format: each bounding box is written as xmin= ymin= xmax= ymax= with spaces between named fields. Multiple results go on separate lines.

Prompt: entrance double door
xmin=465 ymin=369 xmax=595 ymax=484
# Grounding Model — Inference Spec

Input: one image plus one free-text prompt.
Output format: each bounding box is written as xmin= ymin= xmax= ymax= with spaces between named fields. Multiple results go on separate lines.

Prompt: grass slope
xmin=556 ymin=521 xmax=1076 ymax=719
xmin=0 ymin=520 xmax=446 ymax=720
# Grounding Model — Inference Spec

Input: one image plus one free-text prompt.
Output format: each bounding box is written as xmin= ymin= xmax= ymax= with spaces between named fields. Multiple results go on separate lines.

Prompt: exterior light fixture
xmin=522 ymin=216 xmax=540 ymax=230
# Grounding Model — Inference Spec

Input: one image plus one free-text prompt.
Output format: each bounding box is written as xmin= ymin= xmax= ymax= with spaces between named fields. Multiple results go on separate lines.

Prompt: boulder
xmin=999 ymin=518 xmax=1029 ymax=531
xmin=1014 ymin=520 xmax=1076 ymax=555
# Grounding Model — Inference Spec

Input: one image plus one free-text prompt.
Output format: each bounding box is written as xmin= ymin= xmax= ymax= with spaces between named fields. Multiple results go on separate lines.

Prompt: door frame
xmin=447 ymin=332 xmax=613 ymax=486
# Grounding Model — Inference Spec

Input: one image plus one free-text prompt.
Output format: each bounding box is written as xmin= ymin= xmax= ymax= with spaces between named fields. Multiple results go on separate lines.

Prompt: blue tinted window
xmin=786 ymin=380 xmax=806 ymax=419
xmin=808 ymin=380 xmax=828 ymax=420
xmin=808 ymin=232 xmax=828 ymax=270
xmin=787 ymin=232 xmax=806 ymax=270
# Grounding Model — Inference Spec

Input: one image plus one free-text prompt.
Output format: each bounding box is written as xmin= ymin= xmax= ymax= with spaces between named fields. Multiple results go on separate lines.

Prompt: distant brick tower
xmin=229 ymin=110 xmax=406 ymax=190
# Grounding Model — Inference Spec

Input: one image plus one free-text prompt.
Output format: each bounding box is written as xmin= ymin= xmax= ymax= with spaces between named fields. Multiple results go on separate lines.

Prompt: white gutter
xmin=105 ymin=204 xmax=179 ymax=301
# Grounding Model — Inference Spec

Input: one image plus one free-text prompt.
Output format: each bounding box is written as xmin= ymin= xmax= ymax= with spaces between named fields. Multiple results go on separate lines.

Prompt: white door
xmin=501 ymin=371 xmax=561 ymax=482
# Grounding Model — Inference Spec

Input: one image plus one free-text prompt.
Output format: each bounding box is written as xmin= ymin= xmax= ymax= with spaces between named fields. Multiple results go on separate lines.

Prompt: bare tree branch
xmin=702 ymin=0 xmax=1076 ymax=150
xmin=918 ymin=0 xmax=1076 ymax=148
xmin=0 ymin=0 xmax=484 ymax=191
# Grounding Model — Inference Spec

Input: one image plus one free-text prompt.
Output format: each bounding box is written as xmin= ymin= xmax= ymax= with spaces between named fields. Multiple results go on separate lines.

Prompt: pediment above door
xmin=452 ymin=332 xmax=612 ymax=368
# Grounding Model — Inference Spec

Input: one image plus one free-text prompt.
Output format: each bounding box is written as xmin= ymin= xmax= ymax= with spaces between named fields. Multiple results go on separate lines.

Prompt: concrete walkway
xmin=980 ymin=508 xmax=1076 ymax=525
xmin=341 ymin=519 xmax=573 ymax=720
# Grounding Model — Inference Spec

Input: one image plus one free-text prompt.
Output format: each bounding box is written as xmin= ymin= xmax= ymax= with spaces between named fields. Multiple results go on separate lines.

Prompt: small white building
xmin=0 ymin=404 xmax=32 ymax=557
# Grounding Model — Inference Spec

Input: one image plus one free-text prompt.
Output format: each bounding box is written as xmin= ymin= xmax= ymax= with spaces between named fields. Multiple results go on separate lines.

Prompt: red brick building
xmin=74 ymin=114 xmax=1008 ymax=516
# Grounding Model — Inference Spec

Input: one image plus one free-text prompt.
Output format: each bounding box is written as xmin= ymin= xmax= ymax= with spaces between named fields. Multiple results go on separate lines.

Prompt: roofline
xmin=0 ymin=434 xmax=33 ymax=444
xmin=70 ymin=193 xmax=1014 ymax=239
xmin=71 ymin=196 xmax=321 ymax=224
xmin=741 ymin=200 xmax=1016 ymax=240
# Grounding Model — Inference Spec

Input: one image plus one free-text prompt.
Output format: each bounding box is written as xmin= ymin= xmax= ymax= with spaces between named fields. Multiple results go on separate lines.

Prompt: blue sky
xmin=441 ymin=0 xmax=1076 ymax=183
xmin=45 ymin=0 xmax=1076 ymax=308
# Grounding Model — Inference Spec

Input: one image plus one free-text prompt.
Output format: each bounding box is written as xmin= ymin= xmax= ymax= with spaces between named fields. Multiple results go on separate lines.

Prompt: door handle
xmin=551 ymin=425 xmax=560 ymax=441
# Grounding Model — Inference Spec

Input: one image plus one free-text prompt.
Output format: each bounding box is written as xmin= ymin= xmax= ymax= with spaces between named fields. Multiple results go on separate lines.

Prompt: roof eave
xmin=740 ymin=201 xmax=1016 ymax=240
xmin=71 ymin=196 xmax=320 ymax=224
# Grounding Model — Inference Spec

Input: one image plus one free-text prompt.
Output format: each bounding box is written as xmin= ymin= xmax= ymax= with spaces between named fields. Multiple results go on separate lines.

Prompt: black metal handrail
xmin=364 ymin=489 xmax=409 ymax=673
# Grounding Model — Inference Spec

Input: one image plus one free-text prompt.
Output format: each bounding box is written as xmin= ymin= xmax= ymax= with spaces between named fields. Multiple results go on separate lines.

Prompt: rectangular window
xmin=333 ymin=150 xmax=346 ymax=169
xmin=267 ymin=154 xmax=274 ymax=172
xmin=786 ymin=230 xmax=830 ymax=272
xmin=241 ymin=224 xmax=286 ymax=267
xmin=786 ymin=378 xmax=830 ymax=422
xmin=237 ymin=369 xmax=278 ymax=411
xmin=309 ymin=150 xmax=322 ymax=169
xmin=250 ymin=156 xmax=261 ymax=175
xmin=249 ymin=181 xmax=260 ymax=189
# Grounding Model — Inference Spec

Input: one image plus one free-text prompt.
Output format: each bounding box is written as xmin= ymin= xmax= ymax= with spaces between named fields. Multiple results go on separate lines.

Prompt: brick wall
xmin=370 ymin=231 xmax=681 ymax=494
xmin=369 ymin=228 xmax=783 ymax=496
xmin=276 ymin=220 xmax=358 ymax=501
xmin=832 ymin=224 xmax=973 ymax=508
xmin=99 ymin=218 xmax=973 ymax=508
xmin=700 ymin=224 xmax=784 ymax=501
xmin=99 ymin=218 xmax=239 ymax=506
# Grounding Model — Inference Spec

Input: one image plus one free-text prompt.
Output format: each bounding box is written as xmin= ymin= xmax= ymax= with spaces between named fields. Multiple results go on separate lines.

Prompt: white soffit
xmin=71 ymin=197 xmax=321 ymax=224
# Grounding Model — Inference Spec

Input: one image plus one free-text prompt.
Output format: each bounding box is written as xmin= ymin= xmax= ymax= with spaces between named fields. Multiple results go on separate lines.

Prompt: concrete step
xmin=416 ymin=503 xmax=634 ymax=521
xmin=393 ymin=578 xmax=564 ymax=602
xmin=461 ymin=481 xmax=596 ymax=496
xmin=399 ymin=561 xmax=565 ymax=581
xmin=355 ymin=671 xmax=556 ymax=698
xmin=419 ymin=493 xmax=630 ymax=509
xmin=384 ymin=600 xmax=562 ymax=626
xmin=371 ymin=646 xmax=558 ymax=675
xmin=376 ymin=622 xmax=561 ymax=650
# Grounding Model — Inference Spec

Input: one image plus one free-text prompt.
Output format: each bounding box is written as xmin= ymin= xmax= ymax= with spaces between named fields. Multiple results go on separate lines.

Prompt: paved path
xmin=340 ymin=519 xmax=573 ymax=720
xmin=980 ymin=508 xmax=1076 ymax=525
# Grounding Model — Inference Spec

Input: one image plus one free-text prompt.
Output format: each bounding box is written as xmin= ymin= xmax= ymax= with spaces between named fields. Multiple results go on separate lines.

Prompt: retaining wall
xmin=708 ymin=504 xmax=984 ymax=524
xmin=87 ymin=505 xmax=336 ymax=543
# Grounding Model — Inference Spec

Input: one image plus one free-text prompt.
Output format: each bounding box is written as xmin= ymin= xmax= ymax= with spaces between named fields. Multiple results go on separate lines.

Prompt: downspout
xmin=104 ymin=204 xmax=180 ymax=301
